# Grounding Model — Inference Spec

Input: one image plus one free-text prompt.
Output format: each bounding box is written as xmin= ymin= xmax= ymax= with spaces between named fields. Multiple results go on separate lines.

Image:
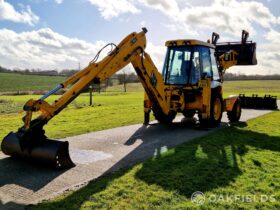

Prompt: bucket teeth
xmin=1 ymin=132 xmax=75 ymax=169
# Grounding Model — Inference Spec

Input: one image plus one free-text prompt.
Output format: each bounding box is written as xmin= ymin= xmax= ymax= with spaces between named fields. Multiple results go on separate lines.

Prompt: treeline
xmin=223 ymin=73 xmax=280 ymax=80
xmin=0 ymin=66 xmax=140 ymax=85
xmin=0 ymin=66 xmax=77 ymax=76
xmin=1 ymin=66 xmax=280 ymax=81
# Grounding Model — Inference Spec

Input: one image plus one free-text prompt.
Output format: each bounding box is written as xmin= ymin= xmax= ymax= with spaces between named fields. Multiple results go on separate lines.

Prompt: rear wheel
xmin=199 ymin=93 xmax=223 ymax=127
xmin=227 ymin=99 xmax=241 ymax=122
xmin=183 ymin=110 xmax=196 ymax=118
xmin=152 ymin=104 xmax=176 ymax=124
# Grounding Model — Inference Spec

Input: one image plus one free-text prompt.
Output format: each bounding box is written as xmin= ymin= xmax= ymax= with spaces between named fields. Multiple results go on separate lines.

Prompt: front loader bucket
xmin=216 ymin=42 xmax=257 ymax=65
xmin=239 ymin=94 xmax=278 ymax=110
xmin=1 ymin=132 xmax=75 ymax=169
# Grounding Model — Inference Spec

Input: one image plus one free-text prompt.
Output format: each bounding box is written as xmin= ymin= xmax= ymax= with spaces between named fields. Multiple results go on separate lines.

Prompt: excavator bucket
xmin=1 ymin=132 xmax=75 ymax=169
xmin=239 ymin=94 xmax=278 ymax=110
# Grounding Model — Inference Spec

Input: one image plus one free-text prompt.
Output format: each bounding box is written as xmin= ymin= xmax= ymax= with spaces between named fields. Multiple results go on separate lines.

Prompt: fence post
xmin=89 ymin=85 xmax=93 ymax=106
xmin=123 ymin=72 xmax=126 ymax=92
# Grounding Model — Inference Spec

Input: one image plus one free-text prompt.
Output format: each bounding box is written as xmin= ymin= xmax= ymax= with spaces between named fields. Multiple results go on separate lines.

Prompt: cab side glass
xmin=210 ymin=48 xmax=220 ymax=81
xmin=190 ymin=46 xmax=201 ymax=85
xmin=201 ymin=47 xmax=212 ymax=78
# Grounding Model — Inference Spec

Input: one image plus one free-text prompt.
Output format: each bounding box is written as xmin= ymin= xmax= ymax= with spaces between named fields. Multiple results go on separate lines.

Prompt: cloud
xmin=0 ymin=26 xmax=279 ymax=75
xmin=54 ymin=0 xmax=63 ymax=4
xmin=0 ymin=27 xmax=167 ymax=73
xmin=0 ymin=0 xmax=39 ymax=25
xmin=87 ymin=0 xmax=279 ymax=37
xmin=144 ymin=0 xmax=279 ymax=36
xmin=146 ymin=42 xmax=166 ymax=71
xmin=88 ymin=0 xmax=140 ymax=20
xmin=0 ymin=28 xmax=106 ymax=70
xmin=138 ymin=0 xmax=179 ymax=14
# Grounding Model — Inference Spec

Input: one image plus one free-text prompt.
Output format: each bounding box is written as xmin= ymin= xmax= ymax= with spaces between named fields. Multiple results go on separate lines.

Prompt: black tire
xmin=152 ymin=104 xmax=176 ymax=124
xmin=199 ymin=93 xmax=223 ymax=127
xmin=227 ymin=99 xmax=242 ymax=122
xmin=183 ymin=110 xmax=196 ymax=118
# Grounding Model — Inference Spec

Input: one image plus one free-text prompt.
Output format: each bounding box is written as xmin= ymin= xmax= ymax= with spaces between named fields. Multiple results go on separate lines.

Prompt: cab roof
xmin=165 ymin=39 xmax=215 ymax=48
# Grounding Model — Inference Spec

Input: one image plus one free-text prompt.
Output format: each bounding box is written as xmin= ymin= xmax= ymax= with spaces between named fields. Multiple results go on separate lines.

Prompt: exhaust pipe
xmin=1 ymin=132 xmax=75 ymax=169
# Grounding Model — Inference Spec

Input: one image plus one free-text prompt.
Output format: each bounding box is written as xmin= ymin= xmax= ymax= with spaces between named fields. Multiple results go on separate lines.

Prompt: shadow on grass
xmin=135 ymin=124 xmax=280 ymax=197
xmin=29 ymin=120 xmax=280 ymax=209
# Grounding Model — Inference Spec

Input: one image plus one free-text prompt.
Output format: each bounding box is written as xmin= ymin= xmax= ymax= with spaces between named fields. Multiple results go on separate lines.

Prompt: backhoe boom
xmin=1 ymin=28 xmax=170 ymax=168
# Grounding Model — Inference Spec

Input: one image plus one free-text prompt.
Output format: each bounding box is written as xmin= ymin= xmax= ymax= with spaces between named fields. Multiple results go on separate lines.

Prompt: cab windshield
xmin=162 ymin=46 xmax=201 ymax=85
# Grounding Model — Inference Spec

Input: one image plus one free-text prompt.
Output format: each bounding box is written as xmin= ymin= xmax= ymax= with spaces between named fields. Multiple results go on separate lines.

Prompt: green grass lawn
xmin=0 ymin=74 xmax=279 ymax=209
xmin=0 ymin=92 xmax=149 ymax=141
xmin=28 ymin=111 xmax=280 ymax=209
xmin=0 ymin=72 xmax=66 ymax=92
xmin=223 ymin=80 xmax=280 ymax=98
xmin=0 ymin=72 xmax=279 ymax=98
xmin=0 ymin=78 xmax=279 ymax=141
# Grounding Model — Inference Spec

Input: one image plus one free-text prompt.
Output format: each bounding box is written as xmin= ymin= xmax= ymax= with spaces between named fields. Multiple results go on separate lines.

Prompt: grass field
xmin=107 ymin=80 xmax=280 ymax=98
xmin=0 ymin=78 xmax=279 ymax=141
xmin=223 ymin=80 xmax=280 ymax=98
xmin=0 ymin=72 xmax=279 ymax=98
xmin=0 ymin=92 xmax=151 ymax=142
xmin=28 ymin=111 xmax=280 ymax=209
xmin=0 ymin=73 xmax=279 ymax=209
xmin=0 ymin=72 xmax=66 ymax=92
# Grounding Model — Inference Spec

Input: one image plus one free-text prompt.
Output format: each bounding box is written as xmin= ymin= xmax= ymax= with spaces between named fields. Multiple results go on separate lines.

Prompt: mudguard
xmin=224 ymin=95 xmax=239 ymax=112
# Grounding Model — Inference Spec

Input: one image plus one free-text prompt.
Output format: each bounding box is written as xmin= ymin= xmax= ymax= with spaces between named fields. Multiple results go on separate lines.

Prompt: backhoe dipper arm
xmin=21 ymin=28 xmax=169 ymax=133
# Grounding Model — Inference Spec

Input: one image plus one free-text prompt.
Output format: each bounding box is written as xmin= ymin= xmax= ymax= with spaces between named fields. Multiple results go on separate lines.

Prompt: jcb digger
xmin=1 ymin=28 xmax=257 ymax=168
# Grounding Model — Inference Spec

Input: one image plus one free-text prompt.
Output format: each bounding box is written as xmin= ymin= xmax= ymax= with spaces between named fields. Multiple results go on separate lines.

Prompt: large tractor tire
xmin=199 ymin=93 xmax=223 ymax=127
xmin=227 ymin=99 xmax=242 ymax=122
xmin=183 ymin=110 xmax=196 ymax=118
xmin=152 ymin=104 xmax=176 ymax=124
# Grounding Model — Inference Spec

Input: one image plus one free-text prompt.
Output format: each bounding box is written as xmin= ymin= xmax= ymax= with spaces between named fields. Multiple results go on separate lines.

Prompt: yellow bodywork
xmin=165 ymin=39 xmax=215 ymax=48
xmin=21 ymin=28 xmax=248 ymax=130
xmin=219 ymin=50 xmax=238 ymax=71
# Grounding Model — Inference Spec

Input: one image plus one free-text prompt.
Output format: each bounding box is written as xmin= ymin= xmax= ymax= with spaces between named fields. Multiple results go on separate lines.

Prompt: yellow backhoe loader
xmin=1 ymin=28 xmax=257 ymax=168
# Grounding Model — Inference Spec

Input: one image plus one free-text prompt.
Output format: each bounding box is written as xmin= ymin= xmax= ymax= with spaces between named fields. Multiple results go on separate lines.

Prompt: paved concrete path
xmin=0 ymin=107 xmax=277 ymax=209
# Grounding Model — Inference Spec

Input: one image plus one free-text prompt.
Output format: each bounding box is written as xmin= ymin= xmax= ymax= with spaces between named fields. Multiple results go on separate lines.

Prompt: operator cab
xmin=162 ymin=40 xmax=220 ymax=86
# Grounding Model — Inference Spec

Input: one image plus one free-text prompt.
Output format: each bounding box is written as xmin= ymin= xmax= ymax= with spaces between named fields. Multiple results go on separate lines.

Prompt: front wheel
xmin=227 ymin=99 xmax=242 ymax=122
xmin=199 ymin=94 xmax=223 ymax=127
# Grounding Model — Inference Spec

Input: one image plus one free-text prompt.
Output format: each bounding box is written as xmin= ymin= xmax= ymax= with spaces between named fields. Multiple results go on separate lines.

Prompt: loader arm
xmin=214 ymin=30 xmax=257 ymax=77
xmin=1 ymin=28 xmax=170 ymax=168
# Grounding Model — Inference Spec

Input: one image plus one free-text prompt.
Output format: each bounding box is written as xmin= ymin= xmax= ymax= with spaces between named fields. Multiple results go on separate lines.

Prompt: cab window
xmin=190 ymin=47 xmax=201 ymax=85
xmin=201 ymin=47 xmax=212 ymax=77
xmin=164 ymin=46 xmax=191 ymax=84
xmin=210 ymin=48 xmax=220 ymax=81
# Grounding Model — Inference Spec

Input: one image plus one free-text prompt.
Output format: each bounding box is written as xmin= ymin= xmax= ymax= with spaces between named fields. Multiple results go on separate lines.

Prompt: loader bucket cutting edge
xmin=1 ymin=132 xmax=75 ymax=169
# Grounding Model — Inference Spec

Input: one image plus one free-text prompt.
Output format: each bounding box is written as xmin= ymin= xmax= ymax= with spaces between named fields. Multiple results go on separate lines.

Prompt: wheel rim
xmin=213 ymin=98 xmax=222 ymax=120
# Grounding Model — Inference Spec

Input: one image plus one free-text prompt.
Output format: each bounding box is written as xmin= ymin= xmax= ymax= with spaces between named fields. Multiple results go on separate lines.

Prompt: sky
xmin=0 ymin=0 xmax=279 ymax=75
